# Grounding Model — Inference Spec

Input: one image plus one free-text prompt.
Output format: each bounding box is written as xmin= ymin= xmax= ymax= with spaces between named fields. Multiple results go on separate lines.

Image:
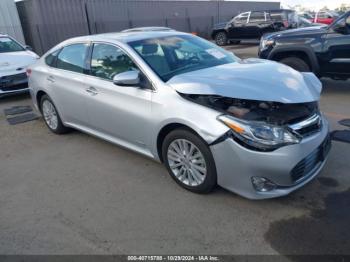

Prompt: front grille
xmin=291 ymin=135 xmax=331 ymax=182
xmin=289 ymin=113 xmax=322 ymax=138
xmin=0 ymin=73 xmax=27 ymax=82
xmin=297 ymin=121 xmax=322 ymax=137
xmin=0 ymin=73 xmax=28 ymax=91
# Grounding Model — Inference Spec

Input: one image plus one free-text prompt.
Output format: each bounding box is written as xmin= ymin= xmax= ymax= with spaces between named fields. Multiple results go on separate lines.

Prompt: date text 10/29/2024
xmin=127 ymin=256 xmax=219 ymax=261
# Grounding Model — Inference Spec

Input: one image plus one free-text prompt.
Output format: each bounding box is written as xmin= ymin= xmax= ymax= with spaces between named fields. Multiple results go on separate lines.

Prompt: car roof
xmin=62 ymin=30 xmax=189 ymax=45
xmin=0 ymin=33 xmax=9 ymax=37
xmin=266 ymin=9 xmax=294 ymax=13
xmin=121 ymin=27 xmax=174 ymax=32
xmin=238 ymin=9 xmax=294 ymax=15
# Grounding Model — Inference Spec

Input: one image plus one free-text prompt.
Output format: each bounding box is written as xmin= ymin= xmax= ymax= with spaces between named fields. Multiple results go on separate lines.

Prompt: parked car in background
xmin=299 ymin=12 xmax=315 ymax=21
xmin=212 ymin=9 xmax=298 ymax=46
xmin=312 ymin=11 xmax=339 ymax=24
xmin=259 ymin=11 xmax=350 ymax=79
xmin=0 ymin=34 xmax=39 ymax=97
xmin=28 ymin=31 xmax=330 ymax=199
xmin=298 ymin=16 xmax=325 ymax=28
xmin=269 ymin=9 xmax=299 ymax=28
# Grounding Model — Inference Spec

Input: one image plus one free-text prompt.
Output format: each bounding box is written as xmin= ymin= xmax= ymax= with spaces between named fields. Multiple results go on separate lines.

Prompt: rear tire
xmin=162 ymin=128 xmax=217 ymax=194
xmin=214 ymin=32 xmax=228 ymax=46
xmin=279 ymin=57 xmax=311 ymax=72
xmin=40 ymin=95 xmax=70 ymax=134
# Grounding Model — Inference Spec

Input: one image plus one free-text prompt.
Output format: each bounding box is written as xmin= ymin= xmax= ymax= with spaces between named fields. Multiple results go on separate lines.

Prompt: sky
xmin=280 ymin=0 xmax=349 ymax=10
xmin=227 ymin=0 xmax=349 ymax=10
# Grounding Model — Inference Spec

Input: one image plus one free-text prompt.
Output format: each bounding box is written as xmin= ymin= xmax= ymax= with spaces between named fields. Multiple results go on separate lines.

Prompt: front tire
xmin=279 ymin=57 xmax=311 ymax=72
xmin=214 ymin=32 xmax=228 ymax=46
xmin=40 ymin=95 xmax=70 ymax=134
xmin=162 ymin=129 xmax=217 ymax=194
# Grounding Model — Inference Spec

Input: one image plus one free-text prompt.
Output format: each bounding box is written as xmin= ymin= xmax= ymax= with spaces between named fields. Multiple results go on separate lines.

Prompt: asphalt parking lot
xmin=1 ymin=44 xmax=350 ymax=256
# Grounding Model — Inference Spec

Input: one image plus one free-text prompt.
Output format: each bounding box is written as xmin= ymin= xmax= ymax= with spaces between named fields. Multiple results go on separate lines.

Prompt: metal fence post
xmin=35 ymin=24 xmax=44 ymax=55
xmin=127 ymin=8 xmax=133 ymax=29
xmin=84 ymin=2 xmax=91 ymax=35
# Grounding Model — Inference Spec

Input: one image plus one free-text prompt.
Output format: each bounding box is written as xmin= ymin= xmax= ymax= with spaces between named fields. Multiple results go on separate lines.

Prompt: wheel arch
xmin=156 ymin=123 xmax=208 ymax=163
xmin=268 ymin=46 xmax=320 ymax=74
xmin=36 ymin=90 xmax=47 ymax=112
xmin=36 ymin=91 xmax=66 ymax=125
xmin=211 ymin=29 xmax=226 ymax=40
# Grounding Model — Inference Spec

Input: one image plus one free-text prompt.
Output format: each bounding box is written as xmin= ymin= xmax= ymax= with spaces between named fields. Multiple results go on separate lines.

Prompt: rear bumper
xmin=210 ymin=116 xmax=330 ymax=199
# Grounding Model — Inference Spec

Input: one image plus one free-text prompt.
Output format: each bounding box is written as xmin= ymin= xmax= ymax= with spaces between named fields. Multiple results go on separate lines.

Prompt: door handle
xmin=86 ymin=86 xmax=99 ymax=96
xmin=47 ymin=76 xmax=55 ymax=83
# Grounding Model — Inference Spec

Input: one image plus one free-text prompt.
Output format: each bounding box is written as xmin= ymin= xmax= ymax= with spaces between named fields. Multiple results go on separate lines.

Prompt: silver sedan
xmin=28 ymin=31 xmax=331 ymax=199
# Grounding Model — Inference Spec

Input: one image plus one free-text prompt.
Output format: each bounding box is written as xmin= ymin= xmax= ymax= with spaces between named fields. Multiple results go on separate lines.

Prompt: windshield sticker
xmin=206 ymin=48 xmax=226 ymax=59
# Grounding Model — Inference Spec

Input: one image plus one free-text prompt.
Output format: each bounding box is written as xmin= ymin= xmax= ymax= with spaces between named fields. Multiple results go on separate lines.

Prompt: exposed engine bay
xmin=180 ymin=93 xmax=319 ymax=125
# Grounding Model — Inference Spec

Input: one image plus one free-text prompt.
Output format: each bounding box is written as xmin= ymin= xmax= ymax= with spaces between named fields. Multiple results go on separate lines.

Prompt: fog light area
xmin=251 ymin=176 xmax=277 ymax=192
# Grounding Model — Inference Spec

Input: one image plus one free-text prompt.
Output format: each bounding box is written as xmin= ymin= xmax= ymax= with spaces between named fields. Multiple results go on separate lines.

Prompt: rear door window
xmin=56 ymin=43 xmax=89 ymax=73
xmin=270 ymin=12 xmax=286 ymax=21
xmin=234 ymin=13 xmax=249 ymax=24
xmin=249 ymin=12 xmax=266 ymax=23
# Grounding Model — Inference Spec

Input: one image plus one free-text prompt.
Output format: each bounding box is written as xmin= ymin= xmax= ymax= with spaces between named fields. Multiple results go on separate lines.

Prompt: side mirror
xmin=113 ymin=70 xmax=140 ymax=86
xmin=25 ymin=45 xmax=33 ymax=51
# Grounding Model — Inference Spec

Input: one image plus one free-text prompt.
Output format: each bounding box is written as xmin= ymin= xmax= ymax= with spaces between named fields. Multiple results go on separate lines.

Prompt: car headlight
xmin=218 ymin=115 xmax=300 ymax=151
xmin=260 ymin=39 xmax=275 ymax=51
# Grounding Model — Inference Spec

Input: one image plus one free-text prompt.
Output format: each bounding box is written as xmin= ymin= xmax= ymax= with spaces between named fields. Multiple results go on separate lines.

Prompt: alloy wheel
xmin=167 ymin=139 xmax=207 ymax=186
xmin=42 ymin=100 xmax=58 ymax=130
xmin=216 ymin=32 xmax=226 ymax=46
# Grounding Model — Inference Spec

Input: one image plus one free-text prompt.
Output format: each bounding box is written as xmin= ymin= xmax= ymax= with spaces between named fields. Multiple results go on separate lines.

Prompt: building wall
xmin=16 ymin=0 xmax=280 ymax=54
xmin=0 ymin=0 xmax=25 ymax=44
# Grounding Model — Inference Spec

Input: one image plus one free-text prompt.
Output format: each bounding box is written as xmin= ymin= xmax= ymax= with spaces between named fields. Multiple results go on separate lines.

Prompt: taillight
xmin=283 ymin=21 xmax=289 ymax=28
xmin=26 ymin=68 xmax=32 ymax=77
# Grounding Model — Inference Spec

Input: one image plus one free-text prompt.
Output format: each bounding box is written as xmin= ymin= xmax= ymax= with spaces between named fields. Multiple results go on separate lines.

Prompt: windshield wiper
xmin=162 ymin=62 xmax=206 ymax=81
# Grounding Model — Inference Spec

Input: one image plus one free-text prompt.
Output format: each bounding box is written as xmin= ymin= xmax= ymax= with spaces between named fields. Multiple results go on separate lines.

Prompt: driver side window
xmin=90 ymin=43 xmax=137 ymax=80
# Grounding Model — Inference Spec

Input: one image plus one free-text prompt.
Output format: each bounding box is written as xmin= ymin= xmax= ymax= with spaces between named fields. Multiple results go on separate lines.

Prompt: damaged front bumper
xmin=210 ymin=115 xmax=331 ymax=199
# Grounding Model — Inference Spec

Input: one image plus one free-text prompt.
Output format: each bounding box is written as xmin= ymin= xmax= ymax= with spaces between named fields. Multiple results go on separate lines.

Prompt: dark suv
xmin=212 ymin=9 xmax=298 ymax=46
xmin=259 ymin=11 xmax=350 ymax=79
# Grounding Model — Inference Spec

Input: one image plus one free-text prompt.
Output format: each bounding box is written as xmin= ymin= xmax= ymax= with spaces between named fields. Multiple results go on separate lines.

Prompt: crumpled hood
xmin=0 ymin=51 xmax=38 ymax=75
xmin=167 ymin=59 xmax=322 ymax=103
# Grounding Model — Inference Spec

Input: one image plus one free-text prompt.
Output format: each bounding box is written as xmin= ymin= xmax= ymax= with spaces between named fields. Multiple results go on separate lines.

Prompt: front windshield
xmin=128 ymin=35 xmax=237 ymax=82
xmin=0 ymin=37 xmax=25 ymax=53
